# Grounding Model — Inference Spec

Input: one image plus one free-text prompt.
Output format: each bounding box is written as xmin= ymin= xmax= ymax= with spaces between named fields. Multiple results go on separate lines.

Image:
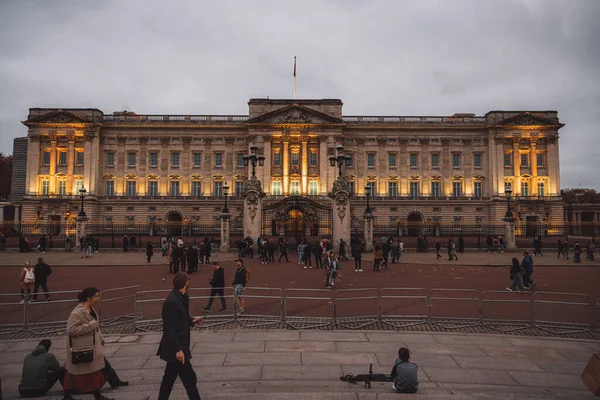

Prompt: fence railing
xmin=2 ymin=286 xmax=599 ymax=336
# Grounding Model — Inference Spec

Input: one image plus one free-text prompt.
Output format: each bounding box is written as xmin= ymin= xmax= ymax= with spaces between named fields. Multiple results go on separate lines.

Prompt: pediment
xmin=494 ymin=112 xmax=561 ymax=128
xmin=26 ymin=109 xmax=87 ymax=124
xmin=246 ymin=104 xmax=342 ymax=125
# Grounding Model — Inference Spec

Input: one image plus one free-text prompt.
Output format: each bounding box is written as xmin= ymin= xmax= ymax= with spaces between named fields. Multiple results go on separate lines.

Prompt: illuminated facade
xmin=15 ymin=99 xmax=565 ymax=232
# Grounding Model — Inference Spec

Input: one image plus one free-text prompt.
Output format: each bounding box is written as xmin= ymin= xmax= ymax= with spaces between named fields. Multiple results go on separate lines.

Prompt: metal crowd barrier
xmin=99 ymin=285 xmax=144 ymax=327
xmin=284 ymin=288 xmax=333 ymax=329
xmin=0 ymin=293 xmax=27 ymax=333
xmin=134 ymin=289 xmax=171 ymax=332
xmin=334 ymin=288 xmax=379 ymax=329
xmin=594 ymin=295 xmax=600 ymax=333
xmin=379 ymin=288 xmax=428 ymax=329
xmin=234 ymin=287 xmax=283 ymax=328
xmin=533 ymin=291 xmax=592 ymax=335
xmin=480 ymin=290 xmax=533 ymax=333
xmin=429 ymin=288 xmax=480 ymax=329
xmin=26 ymin=290 xmax=80 ymax=335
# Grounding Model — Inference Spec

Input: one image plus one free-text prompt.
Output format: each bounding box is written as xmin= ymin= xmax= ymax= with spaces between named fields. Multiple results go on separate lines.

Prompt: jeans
xmin=87 ymin=246 xmax=92 ymax=257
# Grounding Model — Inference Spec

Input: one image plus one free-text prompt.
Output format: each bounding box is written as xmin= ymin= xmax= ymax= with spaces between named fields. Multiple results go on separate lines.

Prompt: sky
xmin=0 ymin=0 xmax=599 ymax=189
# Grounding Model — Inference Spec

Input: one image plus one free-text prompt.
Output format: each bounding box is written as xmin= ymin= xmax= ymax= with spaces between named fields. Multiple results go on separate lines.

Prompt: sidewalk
xmin=0 ymin=330 xmax=598 ymax=399
xmin=1 ymin=249 xmax=597 ymax=267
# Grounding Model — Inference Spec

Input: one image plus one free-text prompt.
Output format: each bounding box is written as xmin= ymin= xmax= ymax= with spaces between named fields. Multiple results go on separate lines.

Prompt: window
xmin=452 ymin=181 xmax=462 ymax=197
xmin=237 ymin=153 xmax=245 ymax=167
xmin=215 ymin=152 xmax=223 ymax=167
xmin=58 ymin=180 xmax=66 ymax=195
xmin=537 ymin=182 xmax=545 ymax=197
xmin=536 ymin=153 xmax=544 ymax=167
xmin=107 ymin=152 xmax=115 ymax=167
xmin=346 ymin=154 xmax=353 ymax=167
xmin=454 ymin=207 xmax=462 ymax=212
xmin=148 ymin=181 xmax=158 ymax=196
xmin=474 ymin=181 xmax=483 ymax=198
xmin=431 ymin=182 xmax=440 ymax=197
xmin=474 ymin=153 xmax=482 ymax=168
xmin=170 ymin=181 xmax=179 ymax=196
xmin=127 ymin=181 xmax=136 ymax=196
xmin=366 ymin=182 xmax=376 ymax=196
xmin=409 ymin=138 xmax=418 ymax=144
xmin=291 ymin=181 xmax=300 ymax=195
xmin=171 ymin=152 xmax=180 ymax=167
xmin=521 ymin=153 xmax=528 ymax=167
xmin=291 ymin=152 xmax=299 ymax=167
xmin=192 ymin=181 xmax=202 ymax=197
xmin=235 ymin=181 xmax=245 ymax=196
xmin=76 ymin=151 xmax=84 ymax=166
xmin=452 ymin=153 xmax=461 ymax=168
xmin=75 ymin=180 xmax=83 ymax=194
xmin=433 ymin=207 xmax=440 ymax=212
xmin=106 ymin=181 xmax=114 ymax=196
xmin=347 ymin=181 xmax=355 ymax=195
xmin=214 ymin=181 xmax=223 ymax=196
xmin=128 ymin=152 xmax=136 ymax=167
xmin=271 ymin=181 xmax=281 ymax=196
xmin=58 ymin=151 xmax=67 ymax=166
xmin=310 ymin=152 xmax=317 ymax=167
xmin=410 ymin=181 xmax=420 ymax=197
xmin=388 ymin=182 xmax=398 ymax=197
xmin=521 ymin=181 xmax=529 ymax=197
xmin=504 ymin=181 xmax=512 ymax=192
xmin=127 ymin=207 xmax=134 ymax=212
xmin=367 ymin=153 xmax=375 ymax=168
xmin=193 ymin=152 xmax=201 ymax=167
xmin=388 ymin=153 xmax=397 ymax=167
xmin=410 ymin=154 xmax=418 ymax=168
xmin=504 ymin=153 xmax=512 ymax=167
xmin=273 ymin=152 xmax=281 ymax=167
xmin=431 ymin=153 xmax=439 ymax=168
xmin=42 ymin=180 xmax=49 ymax=195
xmin=42 ymin=151 xmax=50 ymax=166
xmin=309 ymin=181 xmax=318 ymax=195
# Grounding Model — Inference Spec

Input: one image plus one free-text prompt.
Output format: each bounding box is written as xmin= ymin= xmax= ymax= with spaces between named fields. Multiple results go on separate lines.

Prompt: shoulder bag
xmin=69 ymin=331 xmax=96 ymax=364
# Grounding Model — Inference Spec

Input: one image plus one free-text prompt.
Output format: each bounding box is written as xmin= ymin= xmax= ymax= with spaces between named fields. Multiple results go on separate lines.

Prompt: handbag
xmin=69 ymin=332 xmax=96 ymax=365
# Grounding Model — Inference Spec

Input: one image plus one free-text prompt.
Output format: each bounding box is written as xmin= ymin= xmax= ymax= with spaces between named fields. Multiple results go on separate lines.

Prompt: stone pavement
xmin=1 ymin=249 xmax=597 ymax=267
xmin=0 ymin=330 xmax=598 ymax=399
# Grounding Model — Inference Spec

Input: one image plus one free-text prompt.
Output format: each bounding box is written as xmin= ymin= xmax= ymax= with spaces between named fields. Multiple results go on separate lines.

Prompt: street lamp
xmin=243 ymin=145 xmax=265 ymax=178
xmin=329 ymin=144 xmax=352 ymax=177
xmin=503 ymin=188 xmax=514 ymax=222
xmin=364 ymin=185 xmax=373 ymax=218
xmin=222 ymin=182 xmax=230 ymax=214
xmin=78 ymin=186 xmax=87 ymax=218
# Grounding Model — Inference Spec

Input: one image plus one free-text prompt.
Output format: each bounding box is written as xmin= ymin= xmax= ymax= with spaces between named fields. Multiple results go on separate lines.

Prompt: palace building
xmin=11 ymin=98 xmax=566 ymax=242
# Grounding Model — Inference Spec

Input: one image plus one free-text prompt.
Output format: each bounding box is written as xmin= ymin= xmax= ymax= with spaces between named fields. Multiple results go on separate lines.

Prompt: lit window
xmin=58 ymin=152 xmax=67 ymax=166
xmin=170 ymin=181 xmax=179 ymax=196
xmin=388 ymin=182 xmax=398 ymax=197
xmin=410 ymin=154 xmax=418 ymax=168
xmin=474 ymin=181 xmax=483 ymax=198
xmin=58 ymin=180 xmax=66 ymax=195
xmin=75 ymin=180 xmax=83 ymax=194
xmin=431 ymin=182 xmax=440 ymax=197
xmin=521 ymin=181 xmax=529 ymax=196
xmin=192 ymin=181 xmax=201 ymax=196
xmin=388 ymin=153 xmax=397 ymax=168
xmin=272 ymin=181 xmax=281 ymax=196
xmin=504 ymin=181 xmax=512 ymax=192
xmin=410 ymin=182 xmax=419 ymax=197
xmin=107 ymin=152 xmax=115 ymax=167
xmin=537 ymin=182 xmax=545 ymax=197
xmin=291 ymin=181 xmax=300 ymax=195
xmin=42 ymin=180 xmax=49 ymax=195
xmin=367 ymin=153 xmax=375 ymax=168
xmin=127 ymin=181 xmax=136 ymax=196
xmin=309 ymin=181 xmax=318 ymax=195
xmin=431 ymin=153 xmax=439 ymax=168
xmin=128 ymin=152 xmax=136 ymax=167
xmin=452 ymin=181 xmax=462 ymax=197
xmin=148 ymin=181 xmax=158 ymax=196
xmin=215 ymin=153 xmax=223 ymax=167
xmin=474 ymin=153 xmax=482 ymax=168
xmin=106 ymin=181 xmax=114 ymax=196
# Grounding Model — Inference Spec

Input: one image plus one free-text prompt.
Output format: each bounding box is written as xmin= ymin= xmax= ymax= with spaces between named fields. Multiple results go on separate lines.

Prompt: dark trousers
xmin=147 ymin=255 xmax=152 ymax=262
xmin=313 ymin=254 xmax=322 ymax=268
xmin=19 ymin=367 xmax=65 ymax=397
xmin=33 ymin=281 xmax=50 ymax=300
xmin=206 ymin=288 xmax=226 ymax=309
xmin=279 ymin=251 xmax=289 ymax=262
xmin=354 ymin=257 xmax=362 ymax=270
xmin=158 ymin=360 xmax=201 ymax=400
xmin=173 ymin=260 xmax=180 ymax=273
xmin=103 ymin=358 xmax=121 ymax=386
xmin=523 ymin=272 xmax=534 ymax=288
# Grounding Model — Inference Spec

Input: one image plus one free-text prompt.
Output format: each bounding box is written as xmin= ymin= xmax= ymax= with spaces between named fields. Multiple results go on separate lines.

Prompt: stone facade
xmin=14 ymin=99 xmax=566 ymax=233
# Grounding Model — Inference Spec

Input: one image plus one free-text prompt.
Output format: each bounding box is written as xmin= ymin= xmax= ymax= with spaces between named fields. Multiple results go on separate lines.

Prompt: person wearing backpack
xmin=391 ymin=347 xmax=419 ymax=393
xmin=232 ymin=259 xmax=247 ymax=314
xmin=20 ymin=262 xmax=35 ymax=304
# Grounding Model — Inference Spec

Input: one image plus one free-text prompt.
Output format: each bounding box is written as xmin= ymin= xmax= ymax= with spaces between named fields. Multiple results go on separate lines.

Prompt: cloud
xmin=0 ymin=0 xmax=599 ymax=188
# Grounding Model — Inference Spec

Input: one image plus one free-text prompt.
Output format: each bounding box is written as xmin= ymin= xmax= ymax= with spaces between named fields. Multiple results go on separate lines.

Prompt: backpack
xmin=24 ymin=268 xmax=35 ymax=284
xmin=245 ymin=267 xmax=252 ymax=283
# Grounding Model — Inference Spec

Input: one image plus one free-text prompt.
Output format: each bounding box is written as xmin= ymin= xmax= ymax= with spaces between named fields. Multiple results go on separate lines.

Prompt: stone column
xmin=243 ymin=177 xmax=264 ymax=247
xmin=262 ymin=135 xmax=271 ymax=193
xmin=576 ymin=212 xmax=582 ymax=235
xmin=220 ymin=212 xmax=230 ymax=252
xmin=530 ymin=139 xmax=538 ymax=193
xmin=547 ymin=137 xmax=560 ymax=195
xmin=329 ymin=177 xmax=351 ymax=252
xmin=83 ymin=131 xmax=93 ymax=191
xmin=67 ymin=134 xmax=75 ymax=194
xmin=282 ymin=136 xmax=290 ymax=195
xmin=319 ymin=137 xmax=329 ymax=193
xmin=75 ymin=214 xmax=88 ymax=248
xmin=513 ymin=138 xmax=520 ymax=195
xmin=26 ymin=133 xmax=41 ymax=196
xmin=504 ymin=219 xmax=517 ymax=252
xmin=364 ymin=215 xmax=373 ymax=252
xmin=301 ymin=135 xmax=309 ymax=194
xmin=49 ymin=134 xmax=58 ymax=194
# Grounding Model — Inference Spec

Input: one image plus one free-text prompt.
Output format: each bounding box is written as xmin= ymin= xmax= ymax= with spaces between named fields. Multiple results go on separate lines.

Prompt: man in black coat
xmin=157 ymin=272 xmax=203 ymax=400
xmin=202 ymin=262 xmax=227 ymax=312
xmin=32 ymin=257 xmax=52 ymax=301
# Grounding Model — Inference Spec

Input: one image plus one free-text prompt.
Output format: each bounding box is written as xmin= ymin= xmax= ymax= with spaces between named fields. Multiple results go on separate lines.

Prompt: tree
xmin=0 ymin=153 xmax=12 ymax=200
xmin=561 ymin=188 xmax=600 ymax=203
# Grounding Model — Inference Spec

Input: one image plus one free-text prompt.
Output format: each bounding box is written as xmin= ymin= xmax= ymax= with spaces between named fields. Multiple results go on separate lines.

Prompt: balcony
xmin=342 ymin=115 xmax=487 ymax=125
xmin=103 ymin=114 xmax=249 ymax=124
xmin=98 ymin=195 xmax=244 ymax=201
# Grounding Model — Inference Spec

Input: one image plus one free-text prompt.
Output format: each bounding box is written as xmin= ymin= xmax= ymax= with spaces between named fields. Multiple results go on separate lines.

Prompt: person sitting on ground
xmin=19 ymin=339 xmax=66 ymax=398
xmin=391 ymin=347 xmax=419 ymax=394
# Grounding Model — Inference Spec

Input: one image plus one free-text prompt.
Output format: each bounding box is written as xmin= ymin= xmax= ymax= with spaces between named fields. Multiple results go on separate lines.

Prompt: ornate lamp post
xmin=329 ymin=144 xmax=352 ymax=177
xmin=220 ymin=183 xmax=231 ymax=252
xmin=364 ymin=185 xmax=373 ymax=218
xmin=222 ymin=183 xmax=230 ymax=214
xmin=78 ymin=186 xmax=87 ymax=218
xmin=363 ymin=185 xmax=374 ymax=252
xmin=243 ymin=145 xmax=265 ymax=178
xmin=76 ymin=186 xmax=88 ymax=246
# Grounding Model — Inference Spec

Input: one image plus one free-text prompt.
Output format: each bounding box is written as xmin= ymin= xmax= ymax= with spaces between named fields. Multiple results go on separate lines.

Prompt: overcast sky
xmin=1 ymin=0 xmax=598 ymax=189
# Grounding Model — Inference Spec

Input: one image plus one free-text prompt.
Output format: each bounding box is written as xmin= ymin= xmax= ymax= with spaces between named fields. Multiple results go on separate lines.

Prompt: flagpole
xmin=293 ymin=56 xmax=297 ymax=100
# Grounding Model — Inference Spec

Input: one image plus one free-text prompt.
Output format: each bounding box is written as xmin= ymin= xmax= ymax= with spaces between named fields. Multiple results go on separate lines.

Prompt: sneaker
xmin=19 ymin=300 xmax=24 ymax=304
xmin=201 ymin=307 xmax=211 ymax=313
xmin=238 ymin=308 xmax=245 ymax=315
xmin=309 ymin=266 xmax=312 ymax=269
xmin=506 ymin=287 xmax=513 ymax=292
xmin=304 ymin=266 xmax=307 ymax=269
xmin=219 ymin=308 xmax=227 ymax=313
xmin=46 ymin=298 xmax=51 ymax=302
xmin=531 ymin=282 xmax=536 ymax=289
xmin=359 ymin=269 xmax=363 ymax=272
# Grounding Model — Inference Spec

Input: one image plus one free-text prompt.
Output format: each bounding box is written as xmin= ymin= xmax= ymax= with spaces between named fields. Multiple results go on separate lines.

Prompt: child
xmin=391 ymin=347 xmax=419 ymax=393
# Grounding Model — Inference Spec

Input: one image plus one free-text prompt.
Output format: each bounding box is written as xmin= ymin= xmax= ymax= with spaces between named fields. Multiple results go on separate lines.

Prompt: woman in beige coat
xmin=63 ymin=287 xmax=127 ymax=400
